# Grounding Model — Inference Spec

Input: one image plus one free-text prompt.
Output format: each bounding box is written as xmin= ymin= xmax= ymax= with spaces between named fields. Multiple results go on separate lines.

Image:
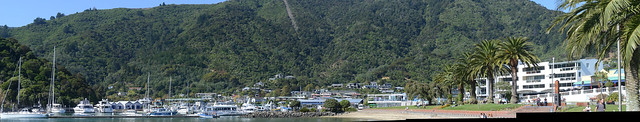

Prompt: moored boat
xmin=73 ymin=98 xmax=95 ymax=113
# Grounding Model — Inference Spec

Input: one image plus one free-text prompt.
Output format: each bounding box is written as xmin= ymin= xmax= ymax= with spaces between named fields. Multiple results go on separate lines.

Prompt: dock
xmin=48 ymin=115 xmax=200 ymax=118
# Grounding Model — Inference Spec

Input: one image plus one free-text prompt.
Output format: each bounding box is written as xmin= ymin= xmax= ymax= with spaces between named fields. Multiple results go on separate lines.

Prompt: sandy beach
xmin=325 ymin=109 xmax=479 ymax=120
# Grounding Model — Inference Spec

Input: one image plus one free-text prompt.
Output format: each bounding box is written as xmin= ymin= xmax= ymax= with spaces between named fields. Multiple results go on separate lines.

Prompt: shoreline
xmin=324 ymin=109 xmax=481 ymax=120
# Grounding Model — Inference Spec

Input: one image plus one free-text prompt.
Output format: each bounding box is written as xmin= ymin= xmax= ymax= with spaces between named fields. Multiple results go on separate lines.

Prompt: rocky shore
xmin=242 ymin=111 xmax=336 ymax=118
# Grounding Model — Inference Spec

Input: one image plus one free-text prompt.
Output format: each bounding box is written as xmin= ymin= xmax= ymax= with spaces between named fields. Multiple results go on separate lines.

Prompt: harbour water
xmin=0 ymin=116 xmax=365 ymax=122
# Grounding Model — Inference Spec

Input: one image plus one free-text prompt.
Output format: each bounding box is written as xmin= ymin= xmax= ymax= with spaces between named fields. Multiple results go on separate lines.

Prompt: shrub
xmin=346 ymin=107 xmax=358 ymax=112
xmin=300 ymin=107 xmax=310 ymax=112
xmin=311 ymin=107 xmax=317 ymax=112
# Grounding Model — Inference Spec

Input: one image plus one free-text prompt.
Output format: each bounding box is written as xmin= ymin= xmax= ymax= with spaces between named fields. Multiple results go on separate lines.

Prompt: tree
xmin=470 ymin=40 xmax=502 ymax=104
xmin=550 ymin=0 xmax=640 ymax=111
xmin=497 ymin=37 xmax=540 ymax=104
xmin=340 ymin=100 xmax=351 ymax=111
xmin=304 ymin=84 xmax=314 ymax=92
xmin=457 ymin=52 xmax=478 ymax=104
xmin=56 ymin=12 xmax=65 ymax=18
xmin=290 ymin=100 xmax=301 ymax=110
xmin=33 ymin=17 xmax=46 ymax=25
xmin=280 ymin=85 xmax=291 ymax=96
xmin=323 ymin=99 xmax=340 ymax=112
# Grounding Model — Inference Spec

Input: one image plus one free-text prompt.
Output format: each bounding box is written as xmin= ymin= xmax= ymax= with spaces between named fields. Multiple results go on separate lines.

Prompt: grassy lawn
xmin=560 ymin=104 xmax=626 ymax=112
xmin=439 ymin=104 xmax=524 ymax=111
xmin=369 ymin=105 xmax=438 ymax=110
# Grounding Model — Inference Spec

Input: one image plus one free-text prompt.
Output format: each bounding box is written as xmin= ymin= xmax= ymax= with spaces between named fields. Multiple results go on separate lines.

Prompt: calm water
xmin=0 ymin=116 xmax=368 ymax=122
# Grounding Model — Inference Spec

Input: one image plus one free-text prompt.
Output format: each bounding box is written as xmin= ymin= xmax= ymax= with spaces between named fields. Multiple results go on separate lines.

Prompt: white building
xmin=476 ymin=58 xmax=602 ymax=101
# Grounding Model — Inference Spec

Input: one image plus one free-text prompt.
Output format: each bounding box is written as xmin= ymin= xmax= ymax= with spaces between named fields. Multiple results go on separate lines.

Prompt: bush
xmin=300 ymin=107 xmax=310 ymax=112
xmin=346 ymin=107 xmax=358 ymax=112
xmin=311 ymin=107 xmax=317 ymax=112
xmin=606 ymin=92 xmax=622 ymax=103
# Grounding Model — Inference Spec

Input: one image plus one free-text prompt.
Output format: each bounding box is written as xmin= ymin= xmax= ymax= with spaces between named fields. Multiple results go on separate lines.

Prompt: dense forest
xmin=1 ymin=0 xmax=566 ymax=101
xmin=0 ymin=37 xmax=97 ymax=108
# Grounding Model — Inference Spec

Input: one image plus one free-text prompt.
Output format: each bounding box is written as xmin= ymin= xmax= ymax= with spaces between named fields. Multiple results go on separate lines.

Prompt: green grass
xmin=560 ymin=105 xmax=626 ymax=112
xmin=369 ymin=105 xmax=438 ymax=110
xmin=439 ymin=104 xmax=524 ymax=111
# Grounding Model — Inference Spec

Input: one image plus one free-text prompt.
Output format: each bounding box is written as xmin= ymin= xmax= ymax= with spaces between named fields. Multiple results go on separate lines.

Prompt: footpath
xmin=340 ymin=105 xmax=555 ymax=119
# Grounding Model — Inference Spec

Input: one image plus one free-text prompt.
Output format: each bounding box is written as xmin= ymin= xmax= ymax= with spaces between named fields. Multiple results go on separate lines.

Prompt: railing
xmin=520 ymin=86 xmax=629 ymax=101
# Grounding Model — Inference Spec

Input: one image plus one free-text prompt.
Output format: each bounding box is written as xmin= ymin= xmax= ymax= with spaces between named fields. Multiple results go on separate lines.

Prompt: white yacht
xmin=73 ymin=98 xmax=95 ymax=113
xmin=94 ymin=99 xmax=113 ymax=113
xmin=0 ymin=108 xmax=48 ymax=118
xmin=50 ymin=104 xmax=65 ymax=113
xmin=176 ymin=103 xmax=195 ymax=114
xmin=240 ymin=102 xmax=258 ymax=114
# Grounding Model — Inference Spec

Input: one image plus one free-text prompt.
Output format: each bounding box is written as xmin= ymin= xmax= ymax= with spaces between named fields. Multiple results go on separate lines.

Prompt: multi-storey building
xmin=476 ymin=58 xmax=602 ymax=101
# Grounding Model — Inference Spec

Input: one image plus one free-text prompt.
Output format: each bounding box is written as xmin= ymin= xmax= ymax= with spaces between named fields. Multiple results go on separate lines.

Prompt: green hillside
xmin=2 ymin=0 xmax=566 ymax=99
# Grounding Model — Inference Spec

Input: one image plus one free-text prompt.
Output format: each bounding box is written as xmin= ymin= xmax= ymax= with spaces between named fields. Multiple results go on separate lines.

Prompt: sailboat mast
xmin=49 ymin=47 xmax=56 ymax=113
xmin=17 ymin=57 xmax=21 ymax=107
xmin=169 ymin=77 xmax=172 ymax=98
xmin=147 ymin=73 xmax=150 ymax=99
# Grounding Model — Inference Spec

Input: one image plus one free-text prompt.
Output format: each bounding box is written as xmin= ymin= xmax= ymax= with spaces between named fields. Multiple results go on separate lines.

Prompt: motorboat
xmin=73 ymin=98 xmax=95 ymax=113
xmin=241 ymin=103 xmax=258 ymax=113
xmin=197 ymin=107 xmax=219 ymax=118
xmin=0 ymin=108 xmax=48 ymax=119
xmin=149 ymin=108 xmax=177 ymax=116
xmin=51 ymin=103 xmax=66 ymax=113
xmin=94 ymin=99 xmax=113 ymax=113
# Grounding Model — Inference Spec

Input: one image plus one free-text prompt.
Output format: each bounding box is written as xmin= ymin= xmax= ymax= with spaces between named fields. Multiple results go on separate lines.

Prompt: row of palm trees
xmin=549 ymin=0 xmax=639 ymax=111
xmin=406 ymin=37 xmax=539 ymax=105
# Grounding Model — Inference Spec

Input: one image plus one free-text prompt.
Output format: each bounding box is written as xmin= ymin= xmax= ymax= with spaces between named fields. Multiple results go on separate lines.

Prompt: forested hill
xmin=2 ymin=0 xmax=566 ymax=98
xmin=0 ymin=37 xmax=97 ymax=107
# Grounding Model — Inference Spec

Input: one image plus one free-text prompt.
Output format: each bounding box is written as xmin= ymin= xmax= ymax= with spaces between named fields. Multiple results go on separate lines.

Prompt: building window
xmin=523 ymin=84 xmax=545 ymax=89
xmin=549 ymin=83 xmax=573 ymax=88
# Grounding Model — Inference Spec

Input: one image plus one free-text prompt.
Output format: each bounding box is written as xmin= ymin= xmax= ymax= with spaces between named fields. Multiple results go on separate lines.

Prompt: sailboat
xmin=0 ymin=57 xmax=48 ymax=118
xmin=48 ymin=47 xmax=66 ymax=114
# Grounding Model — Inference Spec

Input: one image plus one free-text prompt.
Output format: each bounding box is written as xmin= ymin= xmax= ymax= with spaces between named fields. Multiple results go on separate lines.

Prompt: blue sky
xmin=1 ymin=0 xmax=558 ymax=27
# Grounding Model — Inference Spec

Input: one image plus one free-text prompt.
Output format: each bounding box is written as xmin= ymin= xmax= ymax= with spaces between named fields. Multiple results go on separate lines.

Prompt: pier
xmin=47 ymin=115 xmax=200 ymax=118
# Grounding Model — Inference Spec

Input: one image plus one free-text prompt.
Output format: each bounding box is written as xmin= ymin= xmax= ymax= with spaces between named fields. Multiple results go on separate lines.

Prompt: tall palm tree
xmin=549 ymin=0 xmax=640 ymax=111
xmin=456 ymin=52 xmax=478 ymax=104
xmin=470 ymin=40 xmax=502 ymax=104
xmin=497 ymin=37 xmax=540 ymax=104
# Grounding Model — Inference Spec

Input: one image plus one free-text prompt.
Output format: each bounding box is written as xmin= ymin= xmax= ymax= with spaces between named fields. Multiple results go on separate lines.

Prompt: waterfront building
xmin=366 ymin=93 xmax=420 ymax=108
xmin=574 ymin=69 xmax=625 ymax=88
xmin=475 ymin=58 xmax=602 ymax=102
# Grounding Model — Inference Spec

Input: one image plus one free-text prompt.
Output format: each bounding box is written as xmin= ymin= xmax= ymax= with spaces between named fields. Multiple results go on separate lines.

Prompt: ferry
xmin=209 ymin=102 xmax=244 ymax=116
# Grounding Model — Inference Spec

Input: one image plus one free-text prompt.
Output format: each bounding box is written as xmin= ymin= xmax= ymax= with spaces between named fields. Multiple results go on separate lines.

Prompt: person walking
xmin=543 ymin=98 xmax=547 ymax=106
xmin=595 ymin=99 xmax=606 ymax=112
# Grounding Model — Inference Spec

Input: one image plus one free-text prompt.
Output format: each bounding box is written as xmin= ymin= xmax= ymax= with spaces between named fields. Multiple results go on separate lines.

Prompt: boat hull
xmin=149 ymin=111 xmax=178 ymax=116
xmin=0 ymin=113 xmax=48 ymax=119
xmin=73 ymin=108 xmax=95 ymax=113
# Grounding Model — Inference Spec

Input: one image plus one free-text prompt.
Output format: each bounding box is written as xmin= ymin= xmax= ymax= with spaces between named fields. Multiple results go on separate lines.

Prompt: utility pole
xmin=617 ymin=24 xmax=622 ymax=111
